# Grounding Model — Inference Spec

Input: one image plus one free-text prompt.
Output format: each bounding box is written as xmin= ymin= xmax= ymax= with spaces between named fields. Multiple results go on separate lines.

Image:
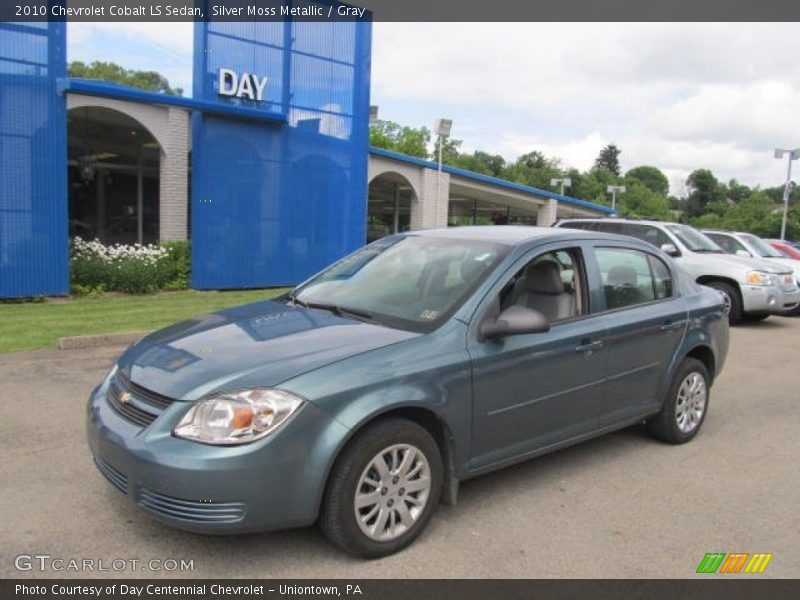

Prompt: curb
xmin=57 ymin=331 xmax=150 ymax=350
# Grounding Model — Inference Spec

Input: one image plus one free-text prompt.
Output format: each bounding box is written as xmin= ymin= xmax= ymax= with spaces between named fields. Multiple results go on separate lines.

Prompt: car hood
xmin=698 ymin=252 xmax=790 ymax=274
xmin=757 ymin=256 xmax=800 ymax=276
xmin=116 ymin=299 xmax=419 ymax=401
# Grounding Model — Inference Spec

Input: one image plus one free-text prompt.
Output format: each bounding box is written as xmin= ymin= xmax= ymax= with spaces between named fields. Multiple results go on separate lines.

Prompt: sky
xmin=68 ymin=22 xmax=800 ymax=196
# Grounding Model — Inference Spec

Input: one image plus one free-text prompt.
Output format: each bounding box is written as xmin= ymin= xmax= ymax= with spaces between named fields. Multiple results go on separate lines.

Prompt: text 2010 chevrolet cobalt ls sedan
xmin=87 ymin=227 xmax=729 ymax=557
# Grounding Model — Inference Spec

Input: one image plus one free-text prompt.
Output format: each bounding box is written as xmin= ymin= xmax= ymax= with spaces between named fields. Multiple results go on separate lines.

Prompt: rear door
xmin=586 ymin=242 xmax=688 ymax=424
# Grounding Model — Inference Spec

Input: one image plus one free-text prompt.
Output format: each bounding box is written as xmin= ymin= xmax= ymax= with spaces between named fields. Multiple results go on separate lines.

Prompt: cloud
xmin=372 ymin=22 xmax=800 ymax=193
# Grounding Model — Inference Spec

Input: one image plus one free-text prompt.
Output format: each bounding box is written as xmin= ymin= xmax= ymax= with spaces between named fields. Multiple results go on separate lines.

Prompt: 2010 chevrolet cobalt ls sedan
xmin=87 ymin=227 xmax=729 ymax=557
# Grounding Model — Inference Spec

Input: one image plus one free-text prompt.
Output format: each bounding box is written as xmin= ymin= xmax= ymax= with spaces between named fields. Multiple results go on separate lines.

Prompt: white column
xmin=159 ymin=107 xmax=190 ymax=241
xmin=536 ymin=198 xmax=558 ymax=227
xmin=411 ymin=167 xmax=450 ymax=229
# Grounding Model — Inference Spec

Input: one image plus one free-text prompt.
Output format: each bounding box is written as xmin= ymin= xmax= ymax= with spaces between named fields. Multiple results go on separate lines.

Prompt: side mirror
xmin=735 ymin=249 xmax=752 ymax=258
xmin=660 ymin=243 xmax=680 ymax=257
xmin=479 ymin=305 xmax=551 ymax=340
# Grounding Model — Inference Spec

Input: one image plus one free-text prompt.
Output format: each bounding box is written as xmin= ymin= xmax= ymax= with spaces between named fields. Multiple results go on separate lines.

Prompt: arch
xmin=367 ymin=171 xmax=418 ymax=243
xmin=67 ymin=93 xmax=171 ymax=152
xmin=67 ymin=105 xmax=162 ymax=244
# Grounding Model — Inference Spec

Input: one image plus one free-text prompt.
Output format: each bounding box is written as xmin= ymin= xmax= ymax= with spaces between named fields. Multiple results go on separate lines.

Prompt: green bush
xmin=70 ymin=238 xmax=188 ymax=294
xmin=162 ymin=240 xmax=191 ymax=290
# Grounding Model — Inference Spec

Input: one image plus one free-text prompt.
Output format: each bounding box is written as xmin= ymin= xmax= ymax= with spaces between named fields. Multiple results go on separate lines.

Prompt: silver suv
xmin=555 ymin=218 xmax=800 ymax=324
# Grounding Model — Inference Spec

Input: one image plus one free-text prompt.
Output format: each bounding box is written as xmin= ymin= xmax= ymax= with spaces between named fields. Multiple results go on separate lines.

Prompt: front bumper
xmin=86 ymin=383 xmax=347 ymax=534
xmin=740 ymin=283 xmax=800 ymax=315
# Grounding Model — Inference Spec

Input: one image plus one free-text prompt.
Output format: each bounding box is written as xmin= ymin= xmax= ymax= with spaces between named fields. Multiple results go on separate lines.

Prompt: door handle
xmin=575 ymin=340 xmax=604 ymax=354
xmin=660 ymin=320 xmax=685 ymax=332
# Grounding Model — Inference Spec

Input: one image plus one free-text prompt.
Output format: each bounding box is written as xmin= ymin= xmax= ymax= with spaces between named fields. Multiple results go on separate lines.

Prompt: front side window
xmin=495 ymin=248 xmax=587 ymax=323
xmin=292 ymin=236 xmax=509 ymax=332
xmin=665 ymin=225 xmax=723 ymax=253
xmin=738 ymin=233 xmax=784 ymax=258
xmin=617 ymin=224 xmax=671 ymax=249
xmin=705 ymin=232 xmax=749 ymax=255
xmin=595 ymin=247 xmax=673 ymax=310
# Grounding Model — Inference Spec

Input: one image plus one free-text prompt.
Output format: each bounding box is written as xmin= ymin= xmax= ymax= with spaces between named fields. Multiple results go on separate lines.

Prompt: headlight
xmin=173 ymin=389 xmax=304 ymax=445
xmin=746 ymin=271 xmax=773 ymax=286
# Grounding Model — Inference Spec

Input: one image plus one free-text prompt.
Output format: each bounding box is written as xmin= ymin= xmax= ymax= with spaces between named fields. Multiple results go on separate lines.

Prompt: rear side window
xmin=595 ymin=247 xmax=673 ymax=310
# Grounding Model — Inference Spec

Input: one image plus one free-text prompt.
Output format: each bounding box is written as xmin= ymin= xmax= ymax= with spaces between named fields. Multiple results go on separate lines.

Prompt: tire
xmin=319 ymin=418 xmax=443 ymax=558
xmin=647 ymin=357 xmax=710 ymax=444
xmin=706 ymin=281 xmax=741 ymax=325
xmin=741 ymin=313 xmax=769 ymax=322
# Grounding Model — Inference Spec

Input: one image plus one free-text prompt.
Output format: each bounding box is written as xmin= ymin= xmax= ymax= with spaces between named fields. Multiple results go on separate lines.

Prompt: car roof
xmin=406 ymin=225 xmax=634 ymax=247
xmin=558 ymin=217 xmax=683 ymax=228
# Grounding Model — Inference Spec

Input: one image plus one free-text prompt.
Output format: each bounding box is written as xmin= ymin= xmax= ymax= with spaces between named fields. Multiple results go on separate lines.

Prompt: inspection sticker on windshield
xmin=420 ymin=310 xmax=439 ymax=320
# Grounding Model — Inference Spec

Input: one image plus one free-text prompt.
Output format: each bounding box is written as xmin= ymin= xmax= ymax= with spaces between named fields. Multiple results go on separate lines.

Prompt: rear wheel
xmin=706 ymin=281 xmax=741 ymax=325
xmin=319 ymin=418 xmax=443 ymax=558
xmin=647 ymin=357 xmax=710 ymax=444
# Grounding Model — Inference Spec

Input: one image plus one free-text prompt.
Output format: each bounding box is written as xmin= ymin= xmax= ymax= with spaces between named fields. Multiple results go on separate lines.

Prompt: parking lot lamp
xmin=550 ymin=177 xmax=572 ymax=196
xmin=774 ymin=148 xmax=800 ymax=240
xmin=606 ymin=185 xmax=626 ymax=211
xmin=435 ymin=118 xmax=453 ymax=207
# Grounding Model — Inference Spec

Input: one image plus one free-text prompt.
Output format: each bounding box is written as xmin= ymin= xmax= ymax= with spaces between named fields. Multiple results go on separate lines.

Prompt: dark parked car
xmin=87 ymin=227 xmax=729 ymax=557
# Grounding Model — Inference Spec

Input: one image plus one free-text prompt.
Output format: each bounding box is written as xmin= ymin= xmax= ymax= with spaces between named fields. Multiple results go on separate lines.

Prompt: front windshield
xmin=665 ymin=225 xmax=723 ymax=253
xmin=739 ymin=233 xmax=784 ymax=258
xmin=291 ymin=236 xmax=509 ymax=332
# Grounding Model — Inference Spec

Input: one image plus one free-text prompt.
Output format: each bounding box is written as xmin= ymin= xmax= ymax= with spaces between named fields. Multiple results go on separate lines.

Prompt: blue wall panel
xmin=0 ymin=23 xmax=68 ymax=297
xmin=191 ymin=12 xmax=371 ymax=289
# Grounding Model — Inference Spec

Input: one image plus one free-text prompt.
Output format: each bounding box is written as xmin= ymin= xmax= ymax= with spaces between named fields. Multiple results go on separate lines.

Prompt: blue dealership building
xmin=0 ymin=17 xmax=612 ymax=298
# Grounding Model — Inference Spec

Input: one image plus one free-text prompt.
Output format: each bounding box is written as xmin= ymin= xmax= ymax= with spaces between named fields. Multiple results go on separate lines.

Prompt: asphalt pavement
xmin=1 ymin=317 xmax=798 ymax=578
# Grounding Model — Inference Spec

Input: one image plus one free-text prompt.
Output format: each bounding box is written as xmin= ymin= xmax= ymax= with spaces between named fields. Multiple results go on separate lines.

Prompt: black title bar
xmin=3 ymin=0 xmax=800 ymax=22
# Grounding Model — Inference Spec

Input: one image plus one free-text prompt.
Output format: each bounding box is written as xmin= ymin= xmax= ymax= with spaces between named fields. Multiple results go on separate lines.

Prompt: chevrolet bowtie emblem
xmin=119 ymin=392 xmax=132 ymax=404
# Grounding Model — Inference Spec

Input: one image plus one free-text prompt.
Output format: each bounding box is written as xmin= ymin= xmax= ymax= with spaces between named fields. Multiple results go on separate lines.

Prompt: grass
xmin=0 ymin=288 xmax=289 ymax=354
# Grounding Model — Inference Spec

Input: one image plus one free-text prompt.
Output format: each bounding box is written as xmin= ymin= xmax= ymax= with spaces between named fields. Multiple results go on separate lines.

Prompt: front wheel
xmin=319 ymin=418 xmax=443 ymax=558
xmin=647 ymin=357 xmax=710 ymax=444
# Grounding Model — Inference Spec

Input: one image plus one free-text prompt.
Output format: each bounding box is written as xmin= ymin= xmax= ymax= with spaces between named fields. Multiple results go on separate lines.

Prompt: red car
xmin=768 ymin=240 xmax=800 ymax=260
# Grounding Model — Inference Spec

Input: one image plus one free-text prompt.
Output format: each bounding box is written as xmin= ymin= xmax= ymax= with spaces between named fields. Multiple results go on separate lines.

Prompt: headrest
xmin=608 ymin=265 xmax=637 ymax=287
xmin=519 ymin=260 xmax=565 ymax=295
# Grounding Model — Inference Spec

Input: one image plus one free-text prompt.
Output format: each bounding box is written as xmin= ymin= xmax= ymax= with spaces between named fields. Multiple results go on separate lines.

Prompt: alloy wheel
xmin=675 ymin=372 xmax=707 ymax=433
xmin=354 ymin=443 xmax=432 ymax=542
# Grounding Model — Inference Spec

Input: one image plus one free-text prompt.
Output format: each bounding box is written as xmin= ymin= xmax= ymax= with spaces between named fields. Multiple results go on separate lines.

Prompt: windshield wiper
xmin=692 ymin=248 xmax=723 ymax=253
xmin=289 ymin=297 xmax=376 ymax=322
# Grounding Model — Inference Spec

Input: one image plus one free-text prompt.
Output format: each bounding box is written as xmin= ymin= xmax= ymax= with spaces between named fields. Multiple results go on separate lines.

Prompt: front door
xmin=467 ymin=242 xmax=609 ymax=470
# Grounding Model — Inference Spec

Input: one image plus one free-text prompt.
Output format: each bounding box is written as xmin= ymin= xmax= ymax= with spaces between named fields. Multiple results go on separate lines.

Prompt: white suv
xmin=555 ymin=218 xmax=800 ymax=324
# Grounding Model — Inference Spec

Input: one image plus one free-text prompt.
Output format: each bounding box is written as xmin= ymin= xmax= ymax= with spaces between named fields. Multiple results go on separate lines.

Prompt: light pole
xmin=607 ymin=184 xmax=626 ymax=211
xmin=369 ymin=105 xmax=379 ymax=126
xmin=550 ymin=177 xmax=572 ymax=196
xmin=774 ymin=148 xmax=800 ymax=241
xmin=435 ymin=118 xmax=452 ymax=211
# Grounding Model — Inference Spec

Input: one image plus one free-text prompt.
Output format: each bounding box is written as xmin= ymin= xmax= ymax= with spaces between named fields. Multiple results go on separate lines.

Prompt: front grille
xmin=115 ymin=371 xmax=175 ymax=410
xmin=137 ymin=488 xmax=245 ymax=524
xmin=107 ymin=372 xmax=175 ymax=428
xmin=93 ymin=455 xmax=128 ymax=494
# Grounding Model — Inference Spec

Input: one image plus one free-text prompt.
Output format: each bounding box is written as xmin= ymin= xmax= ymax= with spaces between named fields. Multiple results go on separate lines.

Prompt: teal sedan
xmin=87 ymin=227 xmax=728 ymax=557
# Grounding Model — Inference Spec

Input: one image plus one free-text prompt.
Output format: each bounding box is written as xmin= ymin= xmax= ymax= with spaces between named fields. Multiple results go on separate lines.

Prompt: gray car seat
xmin=510 ymin=261 xmax=573 ymax=321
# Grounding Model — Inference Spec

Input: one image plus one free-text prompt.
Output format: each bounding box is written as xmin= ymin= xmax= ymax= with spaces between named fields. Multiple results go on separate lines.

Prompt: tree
xmin=503 ymin=151 xmax=563 ymax=191
xmin=369 ymin=120 xmax=430 ymax=158
xmin=594 ymin=144 xmax=622 ymax=176
xmin=68 ymin=61 xmax=183 ymax=96
xmin=625 ymin=166 xmax=669 ymax=197
xmin=617 ymin=182 xmax=673 ymax=221
xmin=685 ymin=169 xmax=724 ymax=218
